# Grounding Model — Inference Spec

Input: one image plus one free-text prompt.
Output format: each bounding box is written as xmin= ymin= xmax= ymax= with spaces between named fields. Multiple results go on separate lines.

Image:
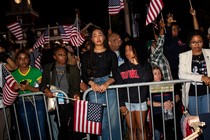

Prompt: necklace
xmin=94 ymin=48 xmax=106 ymax=53
xmin=96 ymin=52 xmax=104 ymax=57
xmin=193 ymin=54 xmax=204 ymax=64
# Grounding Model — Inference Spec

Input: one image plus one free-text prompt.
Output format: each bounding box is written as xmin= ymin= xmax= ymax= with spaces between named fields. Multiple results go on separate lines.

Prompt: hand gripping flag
xmin=145 ymin=0 xmax=164 ymax=26
xmin=2 ymin=64 xmax=18 ymax=106
xmin=7 ymin=22 xmax=23 ymax=40
xmin=74 ymin=100 xmax=103 ymax=135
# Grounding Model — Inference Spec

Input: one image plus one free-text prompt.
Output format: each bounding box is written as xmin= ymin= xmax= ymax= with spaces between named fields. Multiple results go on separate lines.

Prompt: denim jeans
xmin=49 ymin=114 xmax=59 ymax=140
xmin=18 ymin=97 xmax=47 ymax=140
xmin=188 ymin=94 xmax=210 ymax=115
xmin=88 ymin=75 xmax=121 ymax=140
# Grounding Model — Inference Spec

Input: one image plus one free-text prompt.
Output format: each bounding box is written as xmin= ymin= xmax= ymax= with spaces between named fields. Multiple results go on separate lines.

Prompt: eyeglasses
xmin=190 ymin=41 xmax=203 ymax=45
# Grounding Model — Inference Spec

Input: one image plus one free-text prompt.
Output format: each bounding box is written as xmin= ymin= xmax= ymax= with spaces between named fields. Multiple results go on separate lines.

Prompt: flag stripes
xmin=145 ymin=0 xmax=164 ymax=26
xmin=108 ymin=0 xmax=125 ymax=15
xmin=74 ymin=100 xmax=102 ymax=135
xmin=7 ymin=22 xmax=23 ymax=40
xmin=2 ymin=65 xmax=18 ymax=106
xmin=33 ymin=29 xmax=49 ymax=50
xmin=58 ymin=25 xmax=70 ymax=42
xmin=34 ymin=54 xmax=42 ymax=70
xmin=58 ymin=25 xmax=85 ymax=47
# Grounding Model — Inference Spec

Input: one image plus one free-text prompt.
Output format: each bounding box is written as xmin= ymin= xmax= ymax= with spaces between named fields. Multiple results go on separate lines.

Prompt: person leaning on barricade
xmin=39 ymin=46 xmax=85 ymax=140
xmin=11 ymin=49 xmax=47 ymax=140
xmin=178 ymin=30 xmax=210 ymax=116
xmin=116 ymin=39 xmax=153 ymax=140
xmin=80 ymin=27 xmax=121 ymax=140
xmin=147 ymin=66 xmax=181 ymax=140
xmin=0 ymin=39 xmax=17 ymax=140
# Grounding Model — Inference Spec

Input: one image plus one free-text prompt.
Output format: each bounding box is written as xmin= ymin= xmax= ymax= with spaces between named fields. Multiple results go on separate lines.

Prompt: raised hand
xmin=167 ymin=13 xmax=176 ymax=26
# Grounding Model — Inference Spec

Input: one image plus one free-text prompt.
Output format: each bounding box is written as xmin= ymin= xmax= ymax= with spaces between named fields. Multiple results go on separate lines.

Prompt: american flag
xmin=33 ymin=28 xmax=49 ymax=50
xmin=74 ymin=100 xmax=103 ymax=135
xmin=7 ymin=22 xmax=23 ymax=40
xmin=2 ymin=65 xmax=18 ymax=106
xmin=58 ymin=25 xmax=70 ymax=42
xmin=34 ymin=53 xmax=42 ymax=70
xmin=59 ymin=24 xmax=85 ymax=47
xmin=108 ymin=0 xmax=125 ymax=15
xmin=145 ymin=0 xmax=164 ymax=26
xmin=32 ymin=29 xmax=49 ymax=70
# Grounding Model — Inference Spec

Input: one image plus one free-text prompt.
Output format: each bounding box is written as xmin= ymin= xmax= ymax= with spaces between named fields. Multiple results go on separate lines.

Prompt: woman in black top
xmin=81 ymin=27 xmax=120 ymax=140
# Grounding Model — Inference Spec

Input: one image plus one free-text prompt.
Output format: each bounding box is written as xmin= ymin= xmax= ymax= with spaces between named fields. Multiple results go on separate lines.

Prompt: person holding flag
xmin=11 ymin=49 xmax=47 ymax=140
xmin=0 ymin=39 xmax=17 ymax=140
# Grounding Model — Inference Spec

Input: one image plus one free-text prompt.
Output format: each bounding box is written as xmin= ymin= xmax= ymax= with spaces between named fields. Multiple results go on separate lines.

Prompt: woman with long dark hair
xmin=81 ymin=27 xmax=120 ymax=139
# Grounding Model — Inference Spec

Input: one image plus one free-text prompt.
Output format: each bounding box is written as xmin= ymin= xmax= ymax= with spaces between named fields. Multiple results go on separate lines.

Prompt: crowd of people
xmin=0 ymin=8 xmax=210 ymax=140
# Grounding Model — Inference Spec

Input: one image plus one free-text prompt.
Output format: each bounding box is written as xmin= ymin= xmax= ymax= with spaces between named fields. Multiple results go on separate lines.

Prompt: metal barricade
xmin=82 ymin=79 xmax=210 ymax=140
xmin=0 ymin=89 xmax=69 ymax=140
xmin=1 ymin=79 xmax=209 ymax=140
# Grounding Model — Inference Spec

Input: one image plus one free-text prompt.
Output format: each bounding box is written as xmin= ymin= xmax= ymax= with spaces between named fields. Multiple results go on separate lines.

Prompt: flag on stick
xmin=58 ymin=25 xmax=70 ymax=42
xmin=7 ymin=22 xmax=23 ymax=40
xmin=2 ymin=65 xmax=18 ymax=106
xmin=74 ymin=100 xmax=103 ymax=135
xmin=108 ymin=0 xmax=125 ymax=15
xmin=32 ymin=28 xmax=49 ymax=69
xmin=33 ymin=28 xmax=49 ymax=50
xmin=58 ymin=25 xmax=85 ymax=47
xmin=145 ymin=0 xmax=164 ymax=26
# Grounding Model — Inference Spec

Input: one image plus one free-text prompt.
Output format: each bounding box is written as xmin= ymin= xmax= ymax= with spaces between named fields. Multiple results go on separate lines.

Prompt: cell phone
xmin=20 ymin=80 xmax=27 ymax=84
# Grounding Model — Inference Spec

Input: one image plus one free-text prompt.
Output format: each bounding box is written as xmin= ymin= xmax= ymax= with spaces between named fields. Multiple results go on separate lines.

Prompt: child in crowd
xmin=147 ymin=66 xmax=180 ymax=140
xmin=116 ymin=39 xmax=153 ymax=140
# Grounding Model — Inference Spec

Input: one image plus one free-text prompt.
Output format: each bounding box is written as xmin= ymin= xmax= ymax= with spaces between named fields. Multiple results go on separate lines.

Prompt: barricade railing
xmin=0 ymin=89 xmax=69 ymax=140
xmin=1 ymin=79 xmax=209 ymax=140
xmin=82 ymin=79 xmax=209 ymax=140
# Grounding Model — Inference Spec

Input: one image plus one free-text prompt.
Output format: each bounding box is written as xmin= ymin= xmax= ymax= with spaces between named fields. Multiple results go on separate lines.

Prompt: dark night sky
xmin=0 ymin=0 xmax=210 ymax=39
xmin=32 ymin=0 xmax=109 ymax=28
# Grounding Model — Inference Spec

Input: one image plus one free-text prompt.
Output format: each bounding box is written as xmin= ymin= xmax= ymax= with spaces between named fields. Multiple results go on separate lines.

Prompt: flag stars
xmin=87 ymin=103 xmax=102 ymax=122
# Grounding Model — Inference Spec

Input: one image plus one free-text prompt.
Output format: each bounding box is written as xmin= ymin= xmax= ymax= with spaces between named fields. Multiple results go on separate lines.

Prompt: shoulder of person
xmin=107 ymin=49 xmax=118 ymax=57
xmin=66 ymin=64 xmax=79 ymax=72
xmin=30 ymin=67 xmax=41 ymax=72
xmin=203 ymin=48 xmax=210 ymax=52
xmin=42 ymin=62 xmax=55 ymax=71
xmin=118 ymin=61 xmax=129 ymax=70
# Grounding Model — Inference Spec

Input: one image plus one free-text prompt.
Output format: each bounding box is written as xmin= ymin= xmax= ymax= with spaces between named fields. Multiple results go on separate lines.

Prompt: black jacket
xmin=40 ymin=62 xmax=81 ymax=98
